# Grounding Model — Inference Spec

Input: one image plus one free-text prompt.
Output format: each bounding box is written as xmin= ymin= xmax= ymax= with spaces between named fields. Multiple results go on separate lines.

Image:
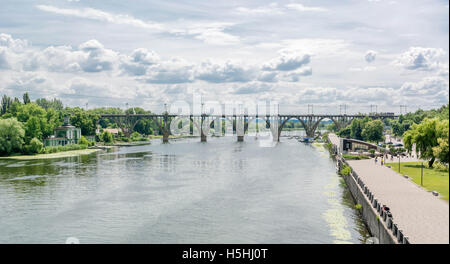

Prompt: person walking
xmin=381 ymin=157 xmax=384 ymax=166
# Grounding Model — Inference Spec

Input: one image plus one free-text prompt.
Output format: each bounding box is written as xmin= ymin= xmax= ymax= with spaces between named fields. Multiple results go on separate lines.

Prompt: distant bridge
xmin=99 ymin=113 xmax=398 ymax=143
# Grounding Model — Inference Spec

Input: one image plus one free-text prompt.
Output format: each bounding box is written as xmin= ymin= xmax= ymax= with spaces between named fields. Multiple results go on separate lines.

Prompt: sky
xmin=0 ymin=0 xmax=448 ymax=114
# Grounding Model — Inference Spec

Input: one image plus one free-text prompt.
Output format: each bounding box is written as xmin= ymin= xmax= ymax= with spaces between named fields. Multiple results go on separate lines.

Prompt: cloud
xmin=36 ymin=5 xmax=240 ymax=46
xmin=393 ymin=47 xmax=446 ymax=71
xmin=262 ymin=53 xmax=311 ymax=71
xmin=196 ymin=60 xmax=255 ymax=83
xmin=348 ymin=66 xmax=376 ymax=72
xmin=284 ymin=67 xmax=312 ymax=82
xmin=400 ymin=76 xmax=449 ymax=97
xmin=365 ymin=50 xmax=377 ymax=63
xmin=0 ymin=47 xmax=10 ymax=69
xmin=235 ymin=3 xmax=284 ymax=15
xmin=231 ymin=82 xmax=273 ymax=94
xmin=140 ymin=57 xmax=195 ymax=84
xmin=36 ymin=5 xmax=163 ymax=30
xmin=285 ymin=3 xmax=327 ymax=12
xmin=0 ymin=33 xmax=28 ymax=52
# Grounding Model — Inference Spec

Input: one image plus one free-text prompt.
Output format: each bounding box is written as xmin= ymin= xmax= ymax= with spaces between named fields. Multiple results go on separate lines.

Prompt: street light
xmin=421 ymin=162 xmax=424 ymax=186
xmin=398 ymin=154 xmax=401 ymax=173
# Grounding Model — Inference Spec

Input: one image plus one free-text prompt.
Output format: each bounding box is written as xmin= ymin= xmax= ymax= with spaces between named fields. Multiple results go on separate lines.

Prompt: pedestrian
xmin=381 ymin=158 xmax=384 ymax=166
xmin=375 ymin=157 xmax=378 ymax=164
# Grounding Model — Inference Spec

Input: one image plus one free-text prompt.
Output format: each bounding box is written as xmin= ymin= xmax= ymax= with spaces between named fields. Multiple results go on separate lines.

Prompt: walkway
xmin=347 ymin=158 xmax=449 ymax=244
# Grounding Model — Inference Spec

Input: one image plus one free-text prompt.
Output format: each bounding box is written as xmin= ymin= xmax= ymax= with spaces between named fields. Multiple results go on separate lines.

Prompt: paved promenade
xmin=327 ymin=134 xmax=449 ymax=243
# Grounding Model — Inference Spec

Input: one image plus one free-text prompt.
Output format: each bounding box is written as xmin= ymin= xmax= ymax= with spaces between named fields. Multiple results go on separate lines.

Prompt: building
xmin=44 ymin=116 xmax=82 ymax=147
xmin=340 ymin=138 xmax=379 ymax=154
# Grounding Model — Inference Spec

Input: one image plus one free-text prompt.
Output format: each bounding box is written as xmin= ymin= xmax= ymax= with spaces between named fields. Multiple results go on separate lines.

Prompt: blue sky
xmin=0 ymin=0 xmax=448 ymax=113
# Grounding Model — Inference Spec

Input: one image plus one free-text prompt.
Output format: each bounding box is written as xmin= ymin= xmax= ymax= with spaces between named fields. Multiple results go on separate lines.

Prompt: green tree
xmin=403 ymin=118 xmax=448 ymax=167
xmin=350 ymin=116 xmax=371 ymax=140
xmin=66 ymin=107 xmax=100 ymax=136
xmin=362 ymin=120 xmax=384 ymax=143
xmin=23 ymin=92 xmax=31 ymax=104
xmin=102 ymin=131 xmax=114 ymax=143
xmin=0 ymin=118 xmax=25 ymax=155
xmin=1 ymin=95 xmax=12 ymax=115
xmin=25 ymin=137 xmax=44 ymax=154
xmin=338 ymin=125 xmax=351 ymax=138
xmin=35 ymin=98 xmax=64 ymax=111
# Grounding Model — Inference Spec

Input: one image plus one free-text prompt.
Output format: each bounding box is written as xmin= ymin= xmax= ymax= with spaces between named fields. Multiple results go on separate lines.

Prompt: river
xmin=0 ymin=136 xmax=369 ymax=243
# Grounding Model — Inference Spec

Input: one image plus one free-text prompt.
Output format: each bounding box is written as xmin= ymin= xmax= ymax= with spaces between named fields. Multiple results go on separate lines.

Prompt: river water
xmin=0 ymin=136 xmax=369 ymax=243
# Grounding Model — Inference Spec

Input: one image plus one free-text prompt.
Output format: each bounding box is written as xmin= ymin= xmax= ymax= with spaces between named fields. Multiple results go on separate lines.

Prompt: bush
xmin=355 ymin=204 xmax=362 ymax=210
xmin=79 ymin=136 xmax=90 ymax=146
xmin=23 ymin=137 xmax=44 ymax=154
xmin=340 ymin=165 xmax=351 ymax=176
xmin=42 ymin=144 xmax=88 ymax=154
xmin=343 ymin=154 xmax=370 ymax=160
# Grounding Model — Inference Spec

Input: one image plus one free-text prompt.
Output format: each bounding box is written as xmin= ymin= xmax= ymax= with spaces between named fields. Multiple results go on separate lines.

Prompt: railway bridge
xmin=99 ymin=113 xmax=397 ymax=143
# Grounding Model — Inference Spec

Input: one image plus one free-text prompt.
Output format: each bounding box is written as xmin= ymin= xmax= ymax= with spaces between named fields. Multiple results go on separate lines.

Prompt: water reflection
xmin=0 ymin=137 xmax=369 ymax=243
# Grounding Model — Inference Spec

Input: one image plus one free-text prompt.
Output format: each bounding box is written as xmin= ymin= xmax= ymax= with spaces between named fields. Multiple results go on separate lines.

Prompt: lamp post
xmin=398 ymin=154 xmax=400 ymax=173
xmin=421 ymin=162 xmax=424 ymax=186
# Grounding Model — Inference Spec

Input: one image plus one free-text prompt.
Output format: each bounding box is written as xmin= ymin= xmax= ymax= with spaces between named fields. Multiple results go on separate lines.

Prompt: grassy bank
xmin=0 ymin=149 xmax=100 ymax=160
xmin=385 ymin=162 xmax=449 ymax=201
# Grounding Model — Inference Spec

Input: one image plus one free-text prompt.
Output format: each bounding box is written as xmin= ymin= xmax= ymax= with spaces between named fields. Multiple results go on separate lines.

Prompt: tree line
xmin=0 ymin=93 xmax=162 ymax=156
xmin=330 ymin=105 xmax=449 ymax=167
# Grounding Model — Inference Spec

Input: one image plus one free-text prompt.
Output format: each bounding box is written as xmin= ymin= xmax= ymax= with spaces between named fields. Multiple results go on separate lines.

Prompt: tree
xmin=403 ymin=118 xmax=448 ymax=167
xmin=35 ymin=98 xmax=64 ymax=111
xmin=1 ymin=95 xmax=12 ymax=115
xmin=102 ymin=131 xmax=114 ymax=143
xmin=0 ymin=118 xmax=25 ymax=155
xmin=23 ymin=92 xmax=31 ymax=104
xmin=25 ymin=137 xmax=44 ymax=154
xmin=362 ymin=120 xmax=384 ymax=143
xmin=66 ymin=107 xmax=100 ymax=136
xmin=350 ymin=116 xmax=371 ymax=140
xmin=338 ymin=125 xmax=351 ymax=138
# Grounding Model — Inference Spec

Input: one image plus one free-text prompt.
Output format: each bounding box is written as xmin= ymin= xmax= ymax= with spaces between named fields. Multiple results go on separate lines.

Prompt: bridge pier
xmin=201 ymin=132 xmax=207 ymax=142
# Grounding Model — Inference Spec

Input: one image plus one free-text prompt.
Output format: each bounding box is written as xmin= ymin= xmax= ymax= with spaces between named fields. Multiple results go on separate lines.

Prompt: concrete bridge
xmin=99 ymin=113 xmax=397 ymax=143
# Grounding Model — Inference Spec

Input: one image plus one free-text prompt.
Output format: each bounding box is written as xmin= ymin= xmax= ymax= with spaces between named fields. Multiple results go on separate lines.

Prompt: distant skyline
xmin=0 ymin=0 xmax=448 ymax=114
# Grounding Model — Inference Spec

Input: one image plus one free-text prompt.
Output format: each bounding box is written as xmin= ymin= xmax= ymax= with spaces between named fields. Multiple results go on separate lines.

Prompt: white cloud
xmin=235 ymin=3 xmax=284 ymax=15
xmin=262 ymin=53 xmax=311 ymax=71
xmin=393 ymin=47 xmax=446 ymax=71
xmin=35 ymin=5 xmax=240 ymax=46
xmin=36 ymin=5 xmax=163 ymax=30
xmin=285 ymin=3 xmax=327 ymax=12
xmin=400 ymin=76 xmax=449 ymax=97
xmin=196 ymin=60 xmax=255 ymax=83
xmin=365 ymin=50 xmax=377 ymax=63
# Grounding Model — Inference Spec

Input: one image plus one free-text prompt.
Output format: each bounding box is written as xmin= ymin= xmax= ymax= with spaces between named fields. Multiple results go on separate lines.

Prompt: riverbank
xmin=328 ymin=133 xmax=449 ymax=244
xmin=0 ymin=148 xmax=101 ymax=160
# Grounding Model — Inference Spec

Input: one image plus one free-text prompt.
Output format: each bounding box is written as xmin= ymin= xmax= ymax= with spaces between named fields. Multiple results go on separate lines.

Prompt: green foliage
xmin=79 ymin=136 xmax=95 ymax=146
xmin=101 ymin=131 xmax=114 ymax=143
xmin=362 ymin=119 xmax=384 ymax=143
xmin=42 ymin=144 xmax=88 ymax=154
xmin=130 ymin=132 xmax=148 ymax=142
xmin=22 ymin=92 xmax=31 ymax=104
xmin=340 ymin=165 xmax=351 ymax=176
xmin=1 ymin=95 xmax=13 ymax=115
xmin=404 ymin=118 xmax=448 ymax=167
xmin=350 ymin=116 xmax=371 ymax=140
xmin=0 ymin=118 xmax=25 ymax=155
xmin=24 ymin=137 xmax=44 ymax=154
xmin=338 ymin=125 xmax=351 ymax=138
xmin=355 ymin=204 xmax=362 ymax=210
xmin=66 ymin=107 xmax=99 ymax=136
xmin=342 ymin=154 xmax=371 ymax=160
xmin=35 ymin=98 xmax=64 ymax=111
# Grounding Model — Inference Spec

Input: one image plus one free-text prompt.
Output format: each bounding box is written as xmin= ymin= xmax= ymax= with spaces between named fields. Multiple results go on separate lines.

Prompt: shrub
xmin=340 ymin=165 xmax=351 ymax=176
xmin=355 ymin=204 xmax=362 ymax=210
xmin=27 ymin=137 xmax=43 ymax=154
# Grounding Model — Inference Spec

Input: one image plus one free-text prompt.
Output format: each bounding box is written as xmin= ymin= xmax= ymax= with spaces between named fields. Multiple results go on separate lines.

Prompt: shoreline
xmin=0 ymin=148 xmax=101 ymax=160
